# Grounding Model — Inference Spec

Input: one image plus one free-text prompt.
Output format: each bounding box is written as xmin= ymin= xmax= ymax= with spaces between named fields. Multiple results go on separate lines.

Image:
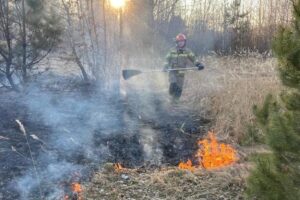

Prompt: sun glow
xmin=110 ymin=0 xmax=126 ymax=9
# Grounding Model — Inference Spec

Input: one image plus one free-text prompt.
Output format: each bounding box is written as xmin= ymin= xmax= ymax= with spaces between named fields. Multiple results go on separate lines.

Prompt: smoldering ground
xmin=0 ymin=71 xmax=209 ymax=200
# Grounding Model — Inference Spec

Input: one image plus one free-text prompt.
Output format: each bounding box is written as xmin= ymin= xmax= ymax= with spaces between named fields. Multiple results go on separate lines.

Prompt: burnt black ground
xmin=0 ymin=86 xmax=210 ymax=200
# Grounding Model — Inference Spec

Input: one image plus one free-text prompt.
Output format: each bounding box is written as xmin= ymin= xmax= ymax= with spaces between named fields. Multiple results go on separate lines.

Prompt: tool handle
xmin=142 ymin=67 xmax=200 ymax=73
xmin=167 ymin=67 xmax=200 ymax=71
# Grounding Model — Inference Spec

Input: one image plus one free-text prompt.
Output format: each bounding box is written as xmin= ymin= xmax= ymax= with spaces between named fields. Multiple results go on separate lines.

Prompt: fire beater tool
xmin=122 ymin=66 xmax=204 ymax=80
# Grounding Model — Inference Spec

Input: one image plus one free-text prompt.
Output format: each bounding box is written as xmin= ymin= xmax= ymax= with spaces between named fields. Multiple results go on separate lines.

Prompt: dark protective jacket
xmin=164 ymin=47 xmax=199 ymax=83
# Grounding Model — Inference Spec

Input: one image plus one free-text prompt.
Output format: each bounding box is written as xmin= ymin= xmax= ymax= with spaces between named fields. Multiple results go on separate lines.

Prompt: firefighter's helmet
xmin=175 ymin=33 xmax=187 ymax=42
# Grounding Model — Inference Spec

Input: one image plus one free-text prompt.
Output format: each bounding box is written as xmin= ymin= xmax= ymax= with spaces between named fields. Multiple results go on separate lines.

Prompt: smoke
xmin=8 ymin=12 xmax=200 ymax=193
xmin=15 ymin=161 xmax=83 ymax=200
xmin=139 ymin=128 xmax=163 ymax=165
xmin=11 ymin=69 xmax=171 ymax=199
xmin=3 ymin=1 xmax=212 ymax=199
xmin=11 ymin=84 xmax=115 ymax=198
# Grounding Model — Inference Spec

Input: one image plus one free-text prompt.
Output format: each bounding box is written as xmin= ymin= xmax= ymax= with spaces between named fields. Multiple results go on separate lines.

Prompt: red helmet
xmin=175 ymin=33 xmax=187 ymax=42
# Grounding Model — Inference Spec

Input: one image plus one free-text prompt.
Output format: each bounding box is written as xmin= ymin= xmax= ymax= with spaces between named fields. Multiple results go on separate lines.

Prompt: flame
xmin=114 ymin=163 xmax=124 ymax=172
xmin=197 ymin=132 xmax=237 ymax=169
xmin=178 ymin=131 xmax=238 ymax=171
xmin=178 ymin=159 xmax=195 ymax=172
xmin=72 ymin=183 xmax=82 ymax=194
xmin=64 ymin=183 xmax=83 ymax=200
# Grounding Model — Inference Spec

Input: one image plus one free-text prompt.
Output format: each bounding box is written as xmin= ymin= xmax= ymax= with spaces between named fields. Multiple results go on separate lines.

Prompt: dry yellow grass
xmin=183 ymin=55 xmax=282 ymax=143
xmin=85 ymin=164 xmax=246 ymax=200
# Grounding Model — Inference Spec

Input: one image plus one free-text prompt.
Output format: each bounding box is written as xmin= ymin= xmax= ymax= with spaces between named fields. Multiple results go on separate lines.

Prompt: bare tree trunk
xmin=102 ymin=0 xmax=107 ymax=71
xmin=90 ymin=0 xmax=101 ymax=80
xmin=6 ymin=61 xmax=17 ymax=91
xmin=76 ymin=0 xmax=90 ymax=71
xmin=84 ymin=0 xmax=97 ymax=78
xmin=222 ymin=0 xmax=227 ymax=52
xmin=21 ymin=0 xmax=28 ymax=83
xmin=1 ymin=0 xmax=17 ymax=90
xmin=72 ymin=47 xmax=89 ymax=82
xmin=62 ymin=0 xmax=89 ymax=82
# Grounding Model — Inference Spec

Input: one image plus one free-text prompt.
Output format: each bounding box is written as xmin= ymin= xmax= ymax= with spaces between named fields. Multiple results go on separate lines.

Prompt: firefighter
xmin=164 ymin=33 xmax=204 ymax=101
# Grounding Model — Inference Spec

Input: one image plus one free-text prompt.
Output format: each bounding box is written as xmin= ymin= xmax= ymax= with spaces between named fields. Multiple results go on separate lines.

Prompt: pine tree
xmin=225 ymin=0 xmax=250 ymax=51
xmin=19 ymin=0 xmax=62 ymax=82
xmin=246 ymin=1 xmax=300 ymax=199
xmin=0 ymin=0 xmax=62 ymax=89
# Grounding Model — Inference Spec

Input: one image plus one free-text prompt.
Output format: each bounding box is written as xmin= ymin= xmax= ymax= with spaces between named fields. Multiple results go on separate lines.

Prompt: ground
xmin=84 ymin=164 xmax=247 ymax=200
xmin=0 ymin=54 xmax=280 ymax=199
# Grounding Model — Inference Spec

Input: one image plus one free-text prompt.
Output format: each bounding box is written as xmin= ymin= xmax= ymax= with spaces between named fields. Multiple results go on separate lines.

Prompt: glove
xmin=196 ymin=62 xmax=204 ymax=70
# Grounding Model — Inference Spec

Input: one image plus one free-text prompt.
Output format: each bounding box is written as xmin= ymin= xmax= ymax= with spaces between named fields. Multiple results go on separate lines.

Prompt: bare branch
xmin=26 ymin=48 xmax=53 ymax=68
xmin=0 ymin=47 xmax=8 ymax=61
xmin=0 ymin=67 xmax=5 ymax=73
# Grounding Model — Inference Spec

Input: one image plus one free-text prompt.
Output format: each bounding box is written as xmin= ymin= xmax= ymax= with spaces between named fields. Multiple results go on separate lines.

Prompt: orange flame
xmin=114 ymin=163 xmax=124 ymax=172
xmin=64 ymin=183 xmax=83 ymax=200
xmin=178 ymin=159 xmax=195 ymax=172
xmin=72 ymin=183 xmax=82 ymax=194
xmin=178 ymin=131 xmax=238 ymax=171
xmin=197 ymin=132 xmax=237 ymax=169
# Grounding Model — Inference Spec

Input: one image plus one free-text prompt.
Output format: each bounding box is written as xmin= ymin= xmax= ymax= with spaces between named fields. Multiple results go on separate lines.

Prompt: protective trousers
xmin=169 ymin=72 xmax=185 ymax=100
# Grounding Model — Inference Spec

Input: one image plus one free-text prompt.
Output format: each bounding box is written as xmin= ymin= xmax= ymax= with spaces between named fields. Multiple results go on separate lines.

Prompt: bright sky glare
xmin=110 ymin=0 xmax=126 ymax=9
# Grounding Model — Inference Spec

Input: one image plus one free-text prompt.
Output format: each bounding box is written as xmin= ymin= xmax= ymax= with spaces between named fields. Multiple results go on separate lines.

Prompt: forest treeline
xmin=0 ymin=0 xmax=293 ymax=90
